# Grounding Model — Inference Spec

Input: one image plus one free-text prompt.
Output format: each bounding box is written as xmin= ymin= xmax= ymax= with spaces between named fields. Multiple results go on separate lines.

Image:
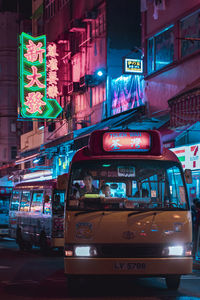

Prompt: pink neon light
xmin=25 ymin=92 xmax=46 ymax=114
xmin=24 ymin=40 xmax=45 ymax=63
xmin=47 ymin=43 xmax=58 ymax=57
xmin=47 ymin=71 xmax=58 ymax=85
xmin=47 ymin=58 xmax=58 ymax=71
xmin=25 ymin=66 xmax=45 ymax=88
xmin=47 ymin=85 xmax=59 ymax=98
xmin=46 ymin=42 xmax=59 ymax=98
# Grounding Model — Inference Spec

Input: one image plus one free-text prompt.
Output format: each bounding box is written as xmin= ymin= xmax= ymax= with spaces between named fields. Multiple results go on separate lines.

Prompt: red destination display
xmin=103 ymin=131 xmax=151 ymax=152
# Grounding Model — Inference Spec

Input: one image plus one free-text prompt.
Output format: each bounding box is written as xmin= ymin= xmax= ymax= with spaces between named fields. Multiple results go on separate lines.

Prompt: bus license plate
xmin=114 ymin=262 xmax=146 ymax=271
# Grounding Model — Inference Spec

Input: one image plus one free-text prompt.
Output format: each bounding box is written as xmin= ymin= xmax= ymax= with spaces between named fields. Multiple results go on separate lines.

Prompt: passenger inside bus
xmin=134 ymin=188 xmax=149 ymax=198
xmin=100 ymin=184 xmax=111 ymax=197
xmin=79 ymin=172 xmax=99 ymax=196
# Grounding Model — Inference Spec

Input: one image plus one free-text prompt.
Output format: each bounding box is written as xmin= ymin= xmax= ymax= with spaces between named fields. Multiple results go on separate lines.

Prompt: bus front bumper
xmin=64 ymin=257 xmax=193 ymax=276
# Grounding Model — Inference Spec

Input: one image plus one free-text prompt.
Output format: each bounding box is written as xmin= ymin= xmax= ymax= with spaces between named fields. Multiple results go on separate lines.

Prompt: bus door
xmin=52 ymin=190 xmax=65 ymax=244
xmin=9 ymin=189 xmax=21 ymax=238
xmin=18 ymin=190 xmax=31 ymax=241
xmin=29 ymin=190 xmax=45 ymax=244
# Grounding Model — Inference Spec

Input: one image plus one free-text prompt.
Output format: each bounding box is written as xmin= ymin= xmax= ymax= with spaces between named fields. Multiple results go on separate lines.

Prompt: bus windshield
xmin=67 ymin=159 xmax=188 ymax=211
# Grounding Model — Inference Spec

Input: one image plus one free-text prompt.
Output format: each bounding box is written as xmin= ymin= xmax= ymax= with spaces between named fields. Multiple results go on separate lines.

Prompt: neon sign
xmin=19 ymin=32 xmax=62 ymax=119
xmin=102 ymin=131 xmax=151 ymax=152
xmin=124 ymin=58 xmax=143 ymax=74
xmin=47 ymin=42 xmax=59 ymax=98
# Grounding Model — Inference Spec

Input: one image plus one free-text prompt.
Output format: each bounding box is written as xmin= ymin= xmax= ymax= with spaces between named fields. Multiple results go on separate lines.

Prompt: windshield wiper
xmin=75 ymin=209 xmax=102 ymax=217
xmin=127 ymin=210 xmax=149 ymax=218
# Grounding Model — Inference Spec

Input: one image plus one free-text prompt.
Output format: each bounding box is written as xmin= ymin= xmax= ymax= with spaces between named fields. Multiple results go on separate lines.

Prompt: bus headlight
xmin=162 ymin=243 xmax=192 ymax=256
xmin=74 ymin=246 xmax=97 ymax=257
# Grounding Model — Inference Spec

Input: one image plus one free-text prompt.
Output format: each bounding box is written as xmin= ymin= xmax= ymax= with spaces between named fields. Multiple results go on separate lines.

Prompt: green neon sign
xmin=19 ymin=32 xmax=62 ymax=119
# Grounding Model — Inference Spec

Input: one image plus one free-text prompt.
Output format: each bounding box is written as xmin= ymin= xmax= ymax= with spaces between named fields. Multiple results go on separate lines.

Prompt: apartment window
xmin=70 ymin=32 xmax=80 ymax=55
xmin=180 ymin=9 xmax=200 ymax=58
xmin=11 ymin=146 xmax=17 ymax=160
xmin=10 ymin=120 xmax=16 ymax=133
xmin=22 ymin=121 xmax=33 ymax=134
xmin=45 ymin=0 xmax=55 ymax=20
xmin=24 ymin=161 xmax=31 ymax=169
xmin=3 ymin=148 xmax=7 ymax=159
xmin=147 ymin=25 xmax=174 ymax=74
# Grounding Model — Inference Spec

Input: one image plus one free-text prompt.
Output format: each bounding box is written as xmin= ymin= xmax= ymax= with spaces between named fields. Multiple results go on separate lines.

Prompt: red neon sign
xmin=103 ymin=131 xmax=151 ymax=152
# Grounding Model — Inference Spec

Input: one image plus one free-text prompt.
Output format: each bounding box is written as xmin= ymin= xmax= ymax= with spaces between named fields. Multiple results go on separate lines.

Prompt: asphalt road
xmin=0 ymin=237 xmax=200 ymax=300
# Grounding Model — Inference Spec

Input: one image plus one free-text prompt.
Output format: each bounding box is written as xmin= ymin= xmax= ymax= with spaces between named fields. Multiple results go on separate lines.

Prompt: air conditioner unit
xmin=79 ymin=75 xmax=96 ymax=87
xmin=63 ymin=81 xmax=85 ymax=95
xmin=69 ymin=19 xmax=85 ymax=32
xmin=82 ymin=11 xmax=97 ymax=22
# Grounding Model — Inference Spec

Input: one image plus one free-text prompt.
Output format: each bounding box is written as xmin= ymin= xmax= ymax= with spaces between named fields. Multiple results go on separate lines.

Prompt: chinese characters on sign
xmin=102 ymin=132 xmax=151 ymax=152
xmin=19 ymin=32 xmax=62 ymax=119
xmin=46 ymin=43 xmax=59 ymax=98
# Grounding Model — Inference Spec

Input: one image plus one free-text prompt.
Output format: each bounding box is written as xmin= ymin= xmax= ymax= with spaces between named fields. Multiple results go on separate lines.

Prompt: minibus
xmin=9 ymin=174 xmax=67 ymax=253
xmin=64 ymin=130 xmax=192 ymax=290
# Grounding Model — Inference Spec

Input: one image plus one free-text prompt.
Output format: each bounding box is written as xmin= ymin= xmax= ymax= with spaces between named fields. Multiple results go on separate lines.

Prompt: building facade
xmin=16 ymin=0 xmax=145 ymax=182
xmin=141 ymin=0 xmax=200 ymax=200
xmin=0 ymin=0 xmax=31 ymax=183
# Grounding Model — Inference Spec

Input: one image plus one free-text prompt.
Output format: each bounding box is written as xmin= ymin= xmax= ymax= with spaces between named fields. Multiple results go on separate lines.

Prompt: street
xmin=0 ymin=237 xmax=200 ymax=300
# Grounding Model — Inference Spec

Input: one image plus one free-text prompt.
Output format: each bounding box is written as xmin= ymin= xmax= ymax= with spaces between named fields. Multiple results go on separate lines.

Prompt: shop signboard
xmin=19 ymin=32 xmax=62 ymax=119
xmin=123 ymin=58 xmax=143 ymax=74
xmin=171 ymin=143 xmax=200 ymax=170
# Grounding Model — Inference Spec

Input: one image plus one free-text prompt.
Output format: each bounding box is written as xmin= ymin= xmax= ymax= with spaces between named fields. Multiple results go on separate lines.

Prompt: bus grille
xmin=99 ymin=244 xmax=162 ymax=258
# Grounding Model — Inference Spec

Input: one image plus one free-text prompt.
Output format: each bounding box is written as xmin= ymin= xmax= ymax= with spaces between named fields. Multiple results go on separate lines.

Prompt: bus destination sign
xmin=102 ymin=131 xmax=151 ymax=152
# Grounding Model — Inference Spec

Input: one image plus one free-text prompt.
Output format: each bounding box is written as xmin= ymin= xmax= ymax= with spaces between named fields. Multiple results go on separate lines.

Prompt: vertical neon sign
xmin=20 ymin=32 xmax=62 ymax=119
xmin=47 ymin=42 xmax=59 ymax=99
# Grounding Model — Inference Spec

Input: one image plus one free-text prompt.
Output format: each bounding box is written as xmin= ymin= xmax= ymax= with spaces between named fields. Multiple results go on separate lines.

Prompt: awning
xmin=159 ymin=122 xmax=191 ymax=148
xmin=72 ymin=106 xmax=146 ymax=150
xmin=168 ymin=78 xmax=200 ymax=127
xmin=40 ymin=132 xmax=73 ymax=150
xmin=15 ymin=153 xmax=40 ymax=165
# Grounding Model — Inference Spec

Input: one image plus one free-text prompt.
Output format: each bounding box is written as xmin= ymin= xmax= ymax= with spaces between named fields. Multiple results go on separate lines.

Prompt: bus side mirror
xmin=44 ymin=195 xmax=50 ymax=203
xmin=184 ymin=169 xmax=192 ymax=184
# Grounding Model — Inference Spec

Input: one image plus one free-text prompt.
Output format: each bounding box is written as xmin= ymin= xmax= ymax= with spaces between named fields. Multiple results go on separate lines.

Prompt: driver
xmin=80 ymin=172 xmax=99 ymax=196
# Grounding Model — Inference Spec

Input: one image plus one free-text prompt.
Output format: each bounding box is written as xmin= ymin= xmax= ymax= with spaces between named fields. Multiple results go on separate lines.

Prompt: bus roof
xmin=14 ymin=179 xmax=57 ymax=190
xmin=71 ymin=130 xmax=180 ymax=164
xmin=13 ymin=174 xmax=68 ymax=190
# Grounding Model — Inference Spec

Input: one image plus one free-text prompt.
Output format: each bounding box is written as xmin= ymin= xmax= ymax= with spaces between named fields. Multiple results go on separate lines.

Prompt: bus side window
xmin=31 ymin=191 xmax=43 ymax=213
xmin=44 ymin=190 xmax=52 ymax=215
xmin=19 ymin=191 xmax=31 ymax=212
xmin=10 ymin=190 xmax=21 ymax=211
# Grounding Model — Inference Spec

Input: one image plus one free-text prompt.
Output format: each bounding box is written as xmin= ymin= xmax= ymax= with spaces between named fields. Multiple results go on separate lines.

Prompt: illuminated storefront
xmin=171 ymin=143 xmax=200 ymax=203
